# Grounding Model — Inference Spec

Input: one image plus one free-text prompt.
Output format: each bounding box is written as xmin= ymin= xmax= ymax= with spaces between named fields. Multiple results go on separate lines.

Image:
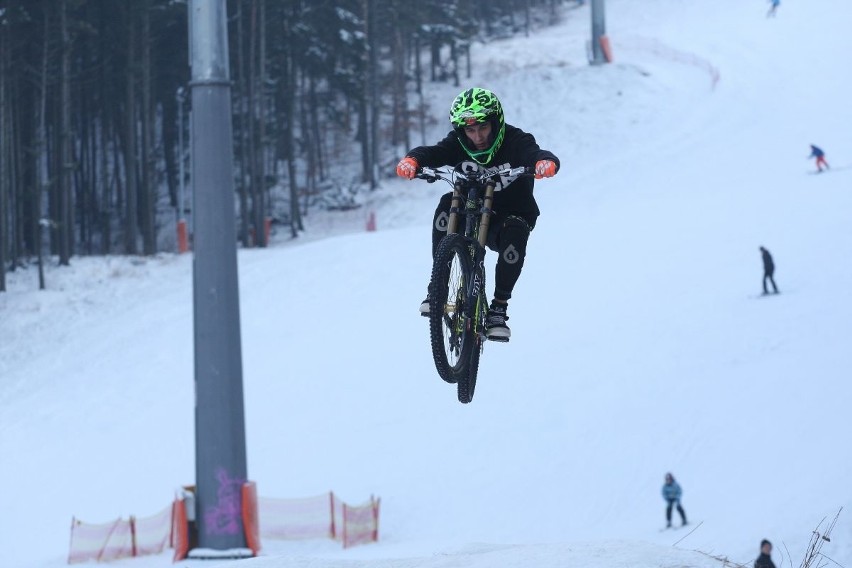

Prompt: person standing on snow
xmin=396 ymin=87 xmax=559 ymax=342
xmin=755 ymin=539 xmax=777 ymax=568
xmin=662 ymin=472 xmax=688 ymax=528
xmin=759 ymin=246 xmax=779 ymax=295
xmin=808 ymin=144 xmax=830 ymax=172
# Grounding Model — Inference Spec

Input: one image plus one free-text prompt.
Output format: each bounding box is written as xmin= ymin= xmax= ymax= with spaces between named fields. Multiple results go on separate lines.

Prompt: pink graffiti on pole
xmin=204 ymin=467 xmax=245 ymax=536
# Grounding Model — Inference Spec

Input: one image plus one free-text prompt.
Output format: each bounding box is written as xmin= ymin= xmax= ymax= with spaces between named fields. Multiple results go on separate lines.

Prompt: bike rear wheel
xmin=429 ymin=233 xmax=474 ymax=384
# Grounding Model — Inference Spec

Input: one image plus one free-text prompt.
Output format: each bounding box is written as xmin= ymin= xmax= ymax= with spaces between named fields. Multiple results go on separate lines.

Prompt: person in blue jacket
xmin=662 ymin=472 xmax=688 ymax=528
xmin=808 ymin=145 xmax=830 ymax=172
xmin=767 ymin=0 xmax=780 ymax=18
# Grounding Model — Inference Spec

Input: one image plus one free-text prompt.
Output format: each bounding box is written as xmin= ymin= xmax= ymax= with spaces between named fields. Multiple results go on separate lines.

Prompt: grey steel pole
xmin=177 ymin=87 xmax=186 ymax=225
xmin=188 ymin=0 xmax=249 ymax=554
xmin=590 ymin=0 xmax=606 ymax=65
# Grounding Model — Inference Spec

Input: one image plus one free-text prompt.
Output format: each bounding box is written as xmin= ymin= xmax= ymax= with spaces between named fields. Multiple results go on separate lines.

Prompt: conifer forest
xmin=0 ymin=0 xmax=566 ymax=291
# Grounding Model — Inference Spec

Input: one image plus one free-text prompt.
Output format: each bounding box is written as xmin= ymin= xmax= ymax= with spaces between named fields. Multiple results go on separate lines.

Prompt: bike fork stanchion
xmin=447 ymin=184 xmax=464 ymax=235
xmin=477 ymin=182 xmax=496 ymax=248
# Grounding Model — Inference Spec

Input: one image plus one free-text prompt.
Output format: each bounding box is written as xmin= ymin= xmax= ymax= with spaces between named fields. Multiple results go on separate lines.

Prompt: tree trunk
xmin=0 ymin=21 xmax=8 ymax=291
xmin=366 ymin=0 xmax=379 ymax=189
xmin=415 ymin=33 xmax=426 ymax=146
xmin=59 ymin=0 xmax=74 ymax=265
xmin=141 ymin=0 xmax=156 ymax=255
xmin=37 ymin=11 xmax=50 ymax=289
xmin=390 ymin=4 xmax=409 ymax=151
xmin=235 ymin=0 xmax=250 ymax=247
xmin=281 ymin=16 xmax=301 ymax=238
xmin=123 ymin=5 xmax=138 ymax=255
xmin=254 ymin=0 xmax=268 ymax=247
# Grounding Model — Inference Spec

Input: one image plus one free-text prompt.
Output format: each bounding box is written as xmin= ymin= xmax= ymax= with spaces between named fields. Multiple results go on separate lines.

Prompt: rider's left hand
xmin=535 ymin=160 xmax=557 ymax=179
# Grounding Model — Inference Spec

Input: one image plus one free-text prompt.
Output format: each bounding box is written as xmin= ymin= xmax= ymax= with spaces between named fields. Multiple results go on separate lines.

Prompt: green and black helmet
xmin=449 ymin=87 xmax=506 ymax=165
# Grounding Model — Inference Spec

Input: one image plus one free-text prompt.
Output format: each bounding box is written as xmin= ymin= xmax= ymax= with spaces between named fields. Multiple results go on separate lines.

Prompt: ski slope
xmin=1 ymin=0 xmax=851 ymax=567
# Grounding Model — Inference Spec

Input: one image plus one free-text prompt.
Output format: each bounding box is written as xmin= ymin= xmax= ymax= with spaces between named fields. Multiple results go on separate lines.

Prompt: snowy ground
xmin=2 ymin=0 xmax=851 ymax=567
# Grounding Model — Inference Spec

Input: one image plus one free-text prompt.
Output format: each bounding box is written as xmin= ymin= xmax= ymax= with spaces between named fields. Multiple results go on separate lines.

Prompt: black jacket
xmin=761 ymin=248 xmax=775 ymax=273
xmin=755 ymin=553 xmax=777 ymax=568
xmin=406 ymin=124 xmax=559 ymax=221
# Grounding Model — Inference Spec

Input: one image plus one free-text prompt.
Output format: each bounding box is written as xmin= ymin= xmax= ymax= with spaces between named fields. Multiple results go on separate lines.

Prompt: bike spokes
xmin=429 ymin=234 xmax=473 ymax=385
xmin=441 ymin=252 xmax=466 ymax=367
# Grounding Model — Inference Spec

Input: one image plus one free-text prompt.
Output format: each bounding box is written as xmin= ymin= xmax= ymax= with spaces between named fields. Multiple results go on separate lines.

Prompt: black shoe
xmin=485 ymin=302 xmax=510 ymax=342
xmin=419 ymin=296 xmax=430 ymax=316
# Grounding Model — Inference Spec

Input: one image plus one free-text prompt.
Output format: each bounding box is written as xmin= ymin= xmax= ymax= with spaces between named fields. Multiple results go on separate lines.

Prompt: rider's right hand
xmin=396 ymin=157 xmax=418 ymax=180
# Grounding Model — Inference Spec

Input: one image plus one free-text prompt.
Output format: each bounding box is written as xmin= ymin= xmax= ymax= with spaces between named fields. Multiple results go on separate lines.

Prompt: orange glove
xmin=396 ymin=157 xmax=419 ymax=180
xmin=535 ymin=159 xmax=557 ymax=179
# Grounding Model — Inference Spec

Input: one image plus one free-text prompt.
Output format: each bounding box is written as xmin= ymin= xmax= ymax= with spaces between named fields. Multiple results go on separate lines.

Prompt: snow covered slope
xmin=1 ymin=0 xmax=851 ymax=567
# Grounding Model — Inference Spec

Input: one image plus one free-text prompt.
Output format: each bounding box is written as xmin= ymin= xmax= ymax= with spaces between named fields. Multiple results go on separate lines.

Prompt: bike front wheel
xmin=456 ymin=288 xmax=486 ymax=404
xmin=428 ymin=233 xmax=475 ymax=384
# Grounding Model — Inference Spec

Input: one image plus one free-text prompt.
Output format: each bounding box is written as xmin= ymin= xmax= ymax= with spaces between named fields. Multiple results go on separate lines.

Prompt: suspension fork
xmin=477 ymin=180 xmax=496 ymax=248
xmin=446 ymin=181 xmax=465 ymax=235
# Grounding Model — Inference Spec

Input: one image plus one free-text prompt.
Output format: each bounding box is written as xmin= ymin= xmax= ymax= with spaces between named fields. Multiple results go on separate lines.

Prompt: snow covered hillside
xmin=1 ymin=1 xmax=851 ymax=567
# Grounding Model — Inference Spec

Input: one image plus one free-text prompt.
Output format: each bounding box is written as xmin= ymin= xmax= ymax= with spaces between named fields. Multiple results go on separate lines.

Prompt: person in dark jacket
xmin=759 ymin=246 xmax=779 ymax=295
xmin=808 ymin=144 xmax=830 ymax=172
xmin=755 ymin=539 xmax=777 ymax=568
xmin=396 ymin=87 xmax=559 ymax=342
xmin=662 ymin=472 xmax=688 ymax=528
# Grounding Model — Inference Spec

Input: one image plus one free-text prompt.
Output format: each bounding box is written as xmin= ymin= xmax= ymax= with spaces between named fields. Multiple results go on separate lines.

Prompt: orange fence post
xmin=329 ymin=492 xmax=337 ymax=539
xmin=372 ymin=496 xmax=380 ymax=542
xmin=241 ymin=482 xmax=261 ymax=556
xmin=599 ymin=35 xmax=613 ymax=63
xmin=171 ymin=499 xmax=189 ymax=562
xmin=130 ymin=516 xmax=137 ymax=558
xmin=177 ymin=219 xmax=189 ymax=253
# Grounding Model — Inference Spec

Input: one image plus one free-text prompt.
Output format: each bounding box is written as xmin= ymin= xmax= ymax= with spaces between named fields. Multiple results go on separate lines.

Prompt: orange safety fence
xmin=342 ymin=496 xmax=381 ymax=549
xmin=258 ymin=492 xmax=337 ymax=540
xmin=70 ymin=487 xmax=379 ymax=563
xmin=68 ymin=504 xmax=172 ymax=564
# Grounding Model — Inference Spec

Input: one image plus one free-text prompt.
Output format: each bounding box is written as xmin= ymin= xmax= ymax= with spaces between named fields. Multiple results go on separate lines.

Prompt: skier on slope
xmin=759 ymin=246 xmax=779 ymax=295
xmin=808 ymin=144 xmax=830 ymax=173
xmin=662 ymin=472 xmax=688 ymax=528
xmin=767 ymin=0 xmax=780 ymax=18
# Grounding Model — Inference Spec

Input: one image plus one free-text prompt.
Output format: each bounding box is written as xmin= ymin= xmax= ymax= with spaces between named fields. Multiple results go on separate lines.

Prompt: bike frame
xmin=447 ymin=178 xmax=495 ymax=330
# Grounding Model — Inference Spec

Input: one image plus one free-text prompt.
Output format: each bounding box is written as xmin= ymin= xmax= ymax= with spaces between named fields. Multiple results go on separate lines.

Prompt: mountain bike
xmin=416 ymin=164 xmax=534 ymax=404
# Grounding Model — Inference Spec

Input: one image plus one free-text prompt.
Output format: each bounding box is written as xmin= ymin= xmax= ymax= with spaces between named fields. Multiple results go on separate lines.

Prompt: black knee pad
xmin=433 ymin=192 xmax=454 ymax=233
xmin=497 ymin=215 xmax=531 ymax=265
xmin=431 ymin=192 xmax=454 ymax=257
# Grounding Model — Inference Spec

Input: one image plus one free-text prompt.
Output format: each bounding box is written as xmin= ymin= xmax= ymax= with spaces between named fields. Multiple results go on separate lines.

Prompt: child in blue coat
xmin=662 ymin=472 xmax=688 ymax=528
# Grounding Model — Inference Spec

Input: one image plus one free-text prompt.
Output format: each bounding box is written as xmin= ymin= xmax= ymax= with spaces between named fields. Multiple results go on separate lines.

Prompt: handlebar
xmin=415 ymin=165 xmax=535 ymax=185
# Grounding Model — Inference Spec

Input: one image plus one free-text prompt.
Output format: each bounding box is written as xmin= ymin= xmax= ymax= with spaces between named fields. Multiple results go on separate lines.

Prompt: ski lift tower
xmin=188 ymin=0 xmax=251 ymax=558
xmin=590 ymin=0 xmax=609 ymax=65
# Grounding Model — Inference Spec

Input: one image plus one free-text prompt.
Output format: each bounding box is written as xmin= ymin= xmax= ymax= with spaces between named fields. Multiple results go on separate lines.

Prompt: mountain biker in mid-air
xmin=396 ymin=87 xmax=559 ymax=342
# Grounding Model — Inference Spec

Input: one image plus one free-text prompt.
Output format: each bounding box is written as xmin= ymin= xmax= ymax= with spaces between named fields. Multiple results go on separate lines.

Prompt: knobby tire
xmin=429 ymin=234 xmax=474 ymax=385
xmin=457 ymin=288 xmax=485 ymax=404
